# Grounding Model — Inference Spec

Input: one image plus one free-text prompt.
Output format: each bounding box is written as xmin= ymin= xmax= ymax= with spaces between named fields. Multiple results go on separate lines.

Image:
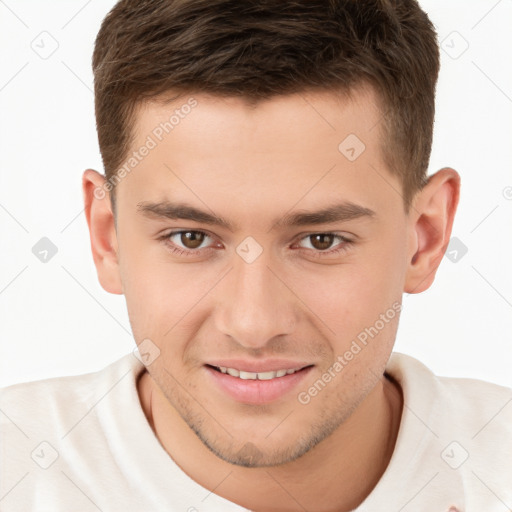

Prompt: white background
xmin=0 ymin=0 xmax=511 ymax=387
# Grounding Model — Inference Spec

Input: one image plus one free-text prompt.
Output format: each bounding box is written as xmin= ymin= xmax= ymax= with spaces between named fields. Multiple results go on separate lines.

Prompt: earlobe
xmin=404 ymin=167 xmax=461 ymax=294
xmin=82 ymin=169 xmax=123 ymax=295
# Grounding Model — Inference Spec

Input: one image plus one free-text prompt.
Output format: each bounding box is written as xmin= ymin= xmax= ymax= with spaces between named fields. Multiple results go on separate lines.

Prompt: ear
xmin=82 ymin=169 xmax=123 ymax=294
xmin=404 ymin=167 xmax=461 ymax=294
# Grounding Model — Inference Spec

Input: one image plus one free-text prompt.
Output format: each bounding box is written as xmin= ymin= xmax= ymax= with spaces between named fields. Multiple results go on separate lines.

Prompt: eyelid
xmin=165 ymin=229 xmax=217 ymax=249
xmin=294 ymin=235 xmax=355 ymax=264
xmin=294 ymin=230 xmax=353 ymax=242
xmin=160 ymin=229 xmax=355 ymax=257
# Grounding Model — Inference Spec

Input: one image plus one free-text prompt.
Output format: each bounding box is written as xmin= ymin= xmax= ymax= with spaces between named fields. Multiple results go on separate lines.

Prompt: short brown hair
xmin=93 ymin=0 xmax=439 ymax=213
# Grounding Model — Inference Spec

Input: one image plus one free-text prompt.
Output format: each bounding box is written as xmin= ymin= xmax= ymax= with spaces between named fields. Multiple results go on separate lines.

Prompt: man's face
xmin=114 ymin=87 xmax=412 ymax=466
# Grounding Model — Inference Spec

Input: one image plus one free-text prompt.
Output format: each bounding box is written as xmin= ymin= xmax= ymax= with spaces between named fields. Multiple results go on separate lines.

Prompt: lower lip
xmin=205 ymin=365 xmax=313 ymax=405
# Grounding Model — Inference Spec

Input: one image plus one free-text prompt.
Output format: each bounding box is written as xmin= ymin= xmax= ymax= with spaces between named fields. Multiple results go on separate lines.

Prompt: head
xmin=83 ymin=0 xmax=459 ymax=467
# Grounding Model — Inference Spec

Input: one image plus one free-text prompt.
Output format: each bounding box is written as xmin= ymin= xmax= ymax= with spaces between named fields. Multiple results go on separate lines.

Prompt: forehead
xmin=116 ymin=86 xmax=401 ymax=224
xmin=136 ymin=85 xmax=382 ymax=152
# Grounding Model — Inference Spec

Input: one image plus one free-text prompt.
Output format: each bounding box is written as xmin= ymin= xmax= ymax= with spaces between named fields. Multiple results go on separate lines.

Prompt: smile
xmin=205 ymin=363 xmax=313 ymax=404
xmin=212 ymin=365 xmax=304 ymax=380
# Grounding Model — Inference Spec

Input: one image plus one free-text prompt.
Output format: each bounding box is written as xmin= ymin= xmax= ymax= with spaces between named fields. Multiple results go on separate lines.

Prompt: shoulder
xmin=0 ymin=353 xmax=153 ymax=511
xmin=387 ymin=352 xmax=512 ymax=426
xmin=385 ymin=352 xmax=512 ymax=505
xmin=0 ymin=353 xmax=143 ymax=438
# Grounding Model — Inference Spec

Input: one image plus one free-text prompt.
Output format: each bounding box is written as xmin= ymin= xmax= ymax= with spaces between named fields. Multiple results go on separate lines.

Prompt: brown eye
xmin=180 ymin=231 xmax=206 ymax=249
xmin=163 ymin=230 xmax=217 ymax=256
xmin=309 ymin=233 xmax=335 ymax=250
xmin=295 ymin=233 xmax=353 ymax=257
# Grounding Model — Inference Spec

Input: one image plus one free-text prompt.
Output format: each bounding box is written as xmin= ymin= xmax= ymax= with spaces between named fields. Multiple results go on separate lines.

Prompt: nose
xmin=213 ymin=249 xmax=297 ymax=350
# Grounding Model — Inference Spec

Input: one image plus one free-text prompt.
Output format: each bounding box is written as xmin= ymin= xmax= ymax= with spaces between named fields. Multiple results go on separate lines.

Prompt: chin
xmin=190 ymin=413 xmax=346 ymax=468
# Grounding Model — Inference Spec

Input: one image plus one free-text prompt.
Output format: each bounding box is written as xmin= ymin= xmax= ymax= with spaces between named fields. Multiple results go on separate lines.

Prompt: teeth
xmin=257 ymin=371 xmax=277 ymax=380
xmin=239 ymin=370 xmax=258 ymax=380
xmin=217 ymin=366 xmax=302 ymax=380
xmin=226 ymin=367 xmax=240 ymax=377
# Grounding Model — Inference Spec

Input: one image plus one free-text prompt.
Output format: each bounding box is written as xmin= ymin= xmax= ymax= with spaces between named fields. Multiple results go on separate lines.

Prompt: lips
xmin=205 ymin=361 xmax=314 ymax=404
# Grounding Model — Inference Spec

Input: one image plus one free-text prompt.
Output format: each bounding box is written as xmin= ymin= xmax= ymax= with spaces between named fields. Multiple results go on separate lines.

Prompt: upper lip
xmin=206 ymin=359 xmax=312 ymax=373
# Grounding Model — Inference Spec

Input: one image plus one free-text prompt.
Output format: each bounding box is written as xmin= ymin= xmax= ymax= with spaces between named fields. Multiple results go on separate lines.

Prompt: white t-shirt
xmin=1 ymin=351 xmax=511 ymax=512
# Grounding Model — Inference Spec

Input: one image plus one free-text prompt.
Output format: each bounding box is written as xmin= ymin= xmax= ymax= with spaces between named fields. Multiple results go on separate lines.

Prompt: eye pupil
xmin=311 ymin=234 xmax=334 ymax=250
xmin=181 ymin=231 xmax=205 ymax=249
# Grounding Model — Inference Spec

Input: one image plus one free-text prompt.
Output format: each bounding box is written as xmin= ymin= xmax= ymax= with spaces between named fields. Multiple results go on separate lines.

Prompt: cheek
xmin=287 ymin=235 xmax=406 ymax=350
xmin=356 ymin=227 xmax=408 ymax=306
xmin=292 ymin=263 xmax=402 ymax=329
xmin=119 ymin=237 xmax=222 ymax=356
xmin=117 ymin=235 xmax=181 ymax=339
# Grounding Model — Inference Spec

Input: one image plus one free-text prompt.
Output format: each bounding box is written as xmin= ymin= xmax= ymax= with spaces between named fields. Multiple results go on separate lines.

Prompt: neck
xmin=137 ymin=370 xmax=402 ymax=511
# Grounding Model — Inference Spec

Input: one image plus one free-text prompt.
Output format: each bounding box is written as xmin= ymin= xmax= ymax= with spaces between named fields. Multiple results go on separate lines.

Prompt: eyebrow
xmin=274 ymin=202 xmax=376 ymax=229
xmin=137 ymin=200 xmax=376 ymax=231
xmin=138 ymin=201 xmax=234 ymax=230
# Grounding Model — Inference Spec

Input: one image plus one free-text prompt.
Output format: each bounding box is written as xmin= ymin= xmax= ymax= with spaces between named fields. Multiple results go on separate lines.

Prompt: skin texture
xmin=83 ymin=86 xmax=460 ymax=511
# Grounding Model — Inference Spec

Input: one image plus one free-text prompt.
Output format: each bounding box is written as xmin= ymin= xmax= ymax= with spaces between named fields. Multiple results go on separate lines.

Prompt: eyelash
xmin=159 ymin=230 xmax=354 ymax=259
